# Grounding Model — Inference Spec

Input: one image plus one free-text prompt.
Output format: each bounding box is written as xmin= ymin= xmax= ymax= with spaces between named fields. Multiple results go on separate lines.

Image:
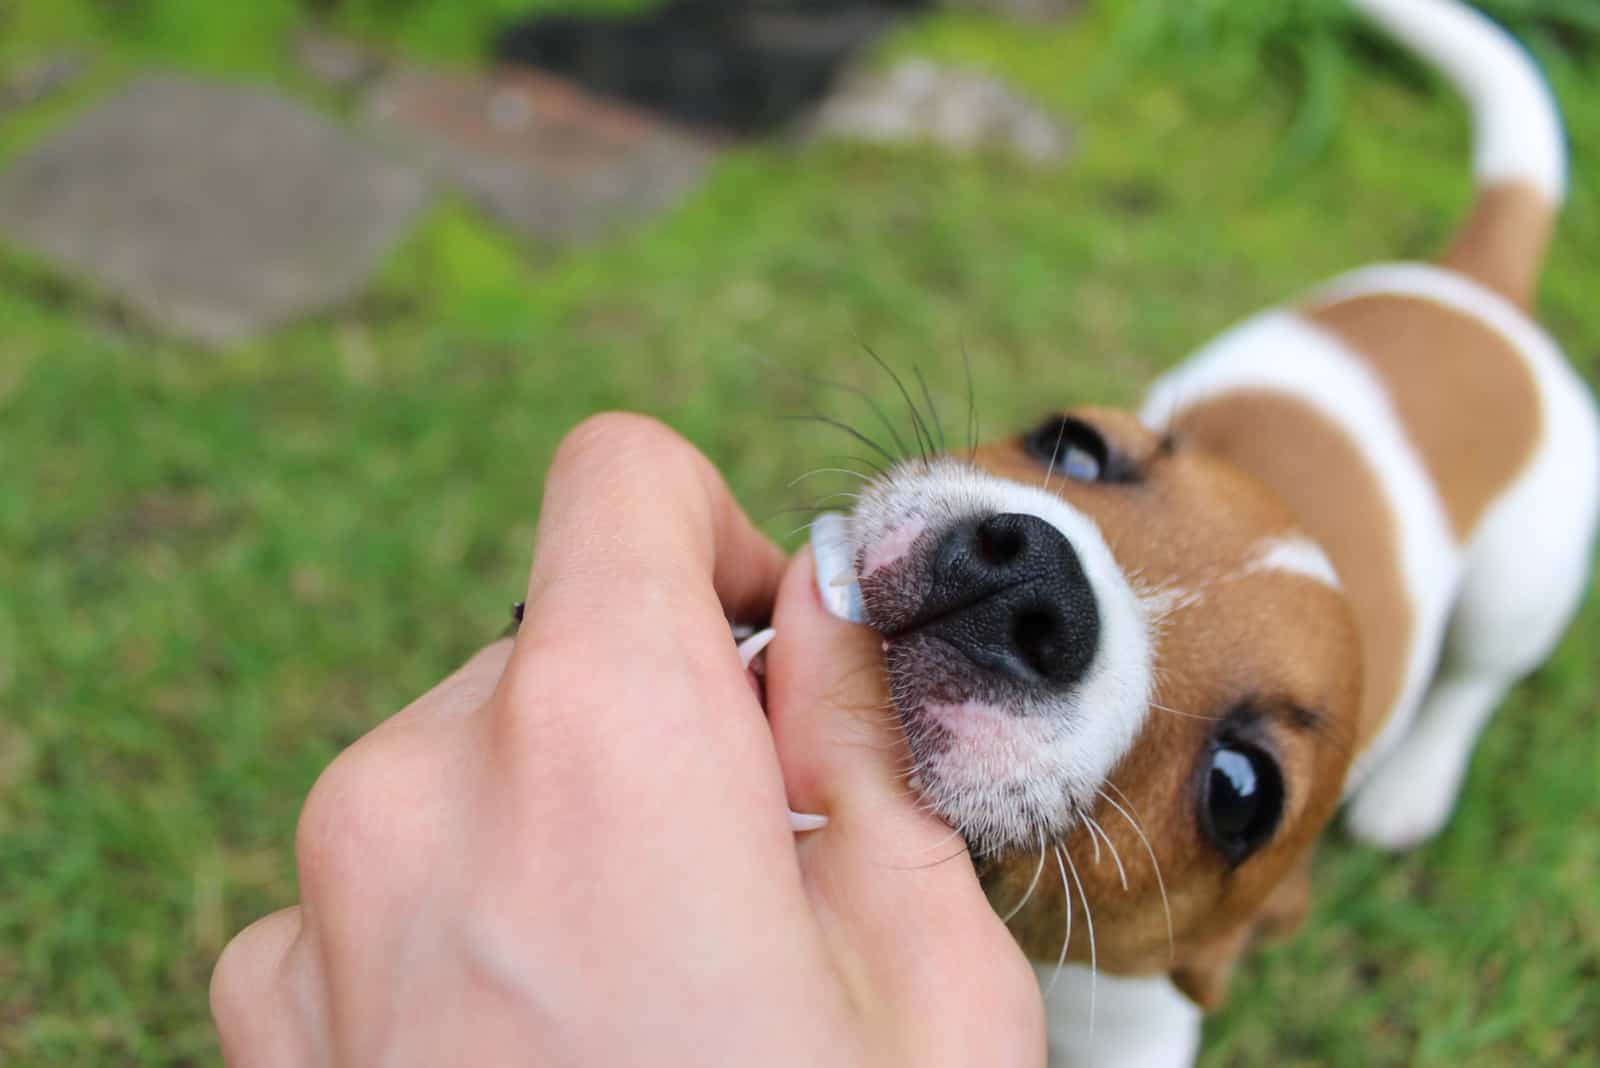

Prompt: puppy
xmin=810 ymin=0 xmax=1599 ymax=1063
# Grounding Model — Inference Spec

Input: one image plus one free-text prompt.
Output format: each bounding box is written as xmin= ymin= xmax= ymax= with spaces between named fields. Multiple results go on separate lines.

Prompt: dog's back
xmin=1140 ymin=0 xmax=1599 ymax=851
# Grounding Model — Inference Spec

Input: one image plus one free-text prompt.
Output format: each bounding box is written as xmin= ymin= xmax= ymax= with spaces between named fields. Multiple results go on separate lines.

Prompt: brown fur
xmin=1441 ymin=181 xmax=1555 ymax=309
xmin=1173 ymin=391 xmax=1410 ymax=760
xmin=1305 ymin=294 xmax=1542 ymax=539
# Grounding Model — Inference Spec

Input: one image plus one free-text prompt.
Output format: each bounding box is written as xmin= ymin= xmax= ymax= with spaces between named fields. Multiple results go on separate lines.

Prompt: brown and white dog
xmin=809 ymin=0 xmax=1599 ymax=1062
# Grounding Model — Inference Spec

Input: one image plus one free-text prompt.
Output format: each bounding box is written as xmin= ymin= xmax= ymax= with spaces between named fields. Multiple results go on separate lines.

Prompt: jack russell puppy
xmin=804 ymin=0 xmax=1598 ymax=1062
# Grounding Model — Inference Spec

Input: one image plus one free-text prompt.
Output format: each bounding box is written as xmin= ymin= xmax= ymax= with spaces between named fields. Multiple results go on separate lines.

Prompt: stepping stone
xmin=363 ymin=65 xmax=717 ymax=246
xmin=939 ymin=0 xmax=1083 ymax=20
xmin=811 ymin=58 xmax=1073 ymax=165
xmin=292 ymin=27 xmax=387 ymax=95
xmin=0 ymin=74 xmax=431 ymax=346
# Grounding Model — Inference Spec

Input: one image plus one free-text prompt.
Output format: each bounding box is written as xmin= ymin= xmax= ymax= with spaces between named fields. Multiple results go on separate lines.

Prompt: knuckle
xmin=293 ymin=739 xmax=426 ymax=903
xmin=552 ymin=411 xmax=682 ymax=476
xmin=548 ymin=412 xmax=712 ymax=503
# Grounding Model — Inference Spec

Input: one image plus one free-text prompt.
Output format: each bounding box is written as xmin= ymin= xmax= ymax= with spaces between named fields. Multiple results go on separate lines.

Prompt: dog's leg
xmin=1348 ymin=428 xmax=1598 ymax=850
xmin=1345 ymin=667 xmax=1513 ymax=850
xmin=1037 ymin=965 xmax=1200 ymax=1068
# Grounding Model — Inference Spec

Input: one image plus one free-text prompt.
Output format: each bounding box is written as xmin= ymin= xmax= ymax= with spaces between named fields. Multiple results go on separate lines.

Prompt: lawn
xmin=1 ymin=1 xmax=1596 ymax=1064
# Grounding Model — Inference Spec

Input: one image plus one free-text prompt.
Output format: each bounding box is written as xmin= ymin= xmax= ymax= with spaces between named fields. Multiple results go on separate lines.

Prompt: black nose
xmin=913 ymin=513 xmax=1100 ymax=688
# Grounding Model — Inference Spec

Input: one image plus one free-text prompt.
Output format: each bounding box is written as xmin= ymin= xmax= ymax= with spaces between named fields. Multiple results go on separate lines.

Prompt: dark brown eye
xmin=1023 ymin=416 xmax=1107 ymax=482
xmin=1200 ymin=741 xmax=1284 ymax=865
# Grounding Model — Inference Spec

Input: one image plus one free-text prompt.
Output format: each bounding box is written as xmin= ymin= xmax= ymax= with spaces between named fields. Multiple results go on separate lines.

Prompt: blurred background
xmin=1 ymin=0 xmax=1597 ymax=1063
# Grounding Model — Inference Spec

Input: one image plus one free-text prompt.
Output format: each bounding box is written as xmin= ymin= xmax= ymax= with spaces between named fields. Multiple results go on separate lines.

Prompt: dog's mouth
xmin=810 ymin=461 xmax=1154 ymax=853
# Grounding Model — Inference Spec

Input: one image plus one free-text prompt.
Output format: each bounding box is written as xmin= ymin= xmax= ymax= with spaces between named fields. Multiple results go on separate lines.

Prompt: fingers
xmin=520 ymin=413 xmax=785 ymax=637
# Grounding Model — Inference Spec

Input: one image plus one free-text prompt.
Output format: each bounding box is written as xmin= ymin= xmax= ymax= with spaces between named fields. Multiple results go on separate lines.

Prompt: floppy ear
xmin=1171 ymin=861 xmax=1315 ymax=1009
xmin=1169 ymin=924 xmax=1251 ymax=1010
xmin=1253 ymin=857 xmax=1313 ymax=943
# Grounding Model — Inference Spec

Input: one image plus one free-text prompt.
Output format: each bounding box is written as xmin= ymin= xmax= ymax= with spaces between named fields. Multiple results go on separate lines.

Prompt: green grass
xmin=1 ymin=1 xmax=1597 ymax=1064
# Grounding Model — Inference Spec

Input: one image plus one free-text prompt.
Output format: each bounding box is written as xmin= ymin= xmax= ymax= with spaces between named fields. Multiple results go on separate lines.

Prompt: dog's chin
xmin=884 ymin=635 xmax=1086 ymax=854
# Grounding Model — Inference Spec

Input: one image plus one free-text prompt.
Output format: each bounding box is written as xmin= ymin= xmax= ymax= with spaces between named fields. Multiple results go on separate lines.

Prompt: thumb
xmin=765 ymin=543 xmax=953 ymax=856
xmin=764 ymin=543 xmax=1043 ymax=1062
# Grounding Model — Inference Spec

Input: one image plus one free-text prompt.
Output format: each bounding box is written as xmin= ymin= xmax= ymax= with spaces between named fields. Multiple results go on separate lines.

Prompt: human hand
xmin=210 ymin=413 xmax=1044 ymax=1068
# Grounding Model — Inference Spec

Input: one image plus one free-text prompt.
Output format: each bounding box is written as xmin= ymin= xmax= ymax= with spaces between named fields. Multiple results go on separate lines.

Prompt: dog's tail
xmin=1352 ymin=0 xmax=1566 ymax=307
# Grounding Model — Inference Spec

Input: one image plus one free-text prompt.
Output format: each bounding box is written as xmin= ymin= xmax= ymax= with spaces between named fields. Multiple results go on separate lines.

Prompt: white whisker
xmin=1100 ymin=784 xmax=1174 ymax=960
xmin=1045 ymin=845 xmax=1073 ymax=995
xmin=1087 ymin=816 xmax=1128 ymax=892
xmin=1151 ymin=700 xmax=1221 ymax=722
xmin=1001 ymin=831 xmax=1048 ymax=924
xmin=1061 ymin=845 xmax=1097 ymax=1043
xmin=786 ymin=466 xmax=872 ymax=488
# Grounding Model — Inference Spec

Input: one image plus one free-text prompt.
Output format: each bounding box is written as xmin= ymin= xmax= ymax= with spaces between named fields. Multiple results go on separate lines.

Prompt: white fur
xmin=1141 ymin=311 xmax=1463 ymax=787
xmin=1351 ymin=0 xmax=1567 ymax=202
xmin=1037 ymin=964 xmax=1200 ymax=1068
xmin=1246 ymin=534 xmax=1342 ymax=589
xmin=848 ymin=460 xmax=1154 ymax=849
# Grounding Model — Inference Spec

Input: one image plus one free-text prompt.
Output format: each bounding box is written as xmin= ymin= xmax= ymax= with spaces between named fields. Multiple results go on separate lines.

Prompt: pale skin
xmin=209 ymin=413 xmax=1045 ymax=1068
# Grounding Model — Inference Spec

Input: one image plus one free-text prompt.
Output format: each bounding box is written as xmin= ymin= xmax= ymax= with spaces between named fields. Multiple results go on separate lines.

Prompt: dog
xmin=809 ymin=0 xmax=1599 ymax=1062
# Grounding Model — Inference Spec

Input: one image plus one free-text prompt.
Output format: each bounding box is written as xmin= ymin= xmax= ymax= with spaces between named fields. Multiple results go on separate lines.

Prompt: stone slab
xmin=292 ymin=28 xmax=387 ymax=95
xmin=811 ymin=59 xmax=1073 ymax=165
xmin=363 ymin=66 xmax=717 ymax=246
xmin=0 ymin=73 xmax=432 ymax=346
xmin=939 ymin=0 xmax=1083 ymax=21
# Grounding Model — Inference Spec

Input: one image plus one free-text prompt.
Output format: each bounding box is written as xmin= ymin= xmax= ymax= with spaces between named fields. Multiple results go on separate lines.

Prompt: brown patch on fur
xmin=1305 ymin=296 xmax=1541 ymax=540
xmin=972 ymin=410 xmax=1361 ymax=1008
xmin=1439 ymin=180 xmax=1555 ymax=309
xmin=1173 ymin=391 xmax=1408 ymax=761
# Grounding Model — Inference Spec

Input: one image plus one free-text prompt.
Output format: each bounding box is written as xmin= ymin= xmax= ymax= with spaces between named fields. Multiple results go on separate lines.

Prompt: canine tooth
xmin=736 ymin=627 xmax=777 ymax=669
xmin=788 ymin=810 xmax=829 ymax=832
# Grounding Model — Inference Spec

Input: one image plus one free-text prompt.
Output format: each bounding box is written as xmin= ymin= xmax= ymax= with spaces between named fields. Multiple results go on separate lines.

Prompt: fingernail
xmin=788 ymin=810 xmax=829 ymax=832
xmin=810 ymin=513 xmax=865 ymax=624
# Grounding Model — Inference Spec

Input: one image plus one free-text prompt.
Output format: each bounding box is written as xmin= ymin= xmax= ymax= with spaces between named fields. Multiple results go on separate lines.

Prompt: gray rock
xmin=811 ymin=59 xmax=1072 ymax=166
xmin=292 ymin=27 xmax=386 ymax=94
xmin=939 ymin=0 xmax=1083 ymax=21
xmin=363 ymin=66 xmax=717 ymax=246
xmin=0 ymin=74 xmax=431 ymax=346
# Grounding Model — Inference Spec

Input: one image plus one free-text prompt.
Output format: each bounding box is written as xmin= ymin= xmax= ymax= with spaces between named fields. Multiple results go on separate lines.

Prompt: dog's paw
xmin=1344 ymin=742 xmax=1462 ymax=851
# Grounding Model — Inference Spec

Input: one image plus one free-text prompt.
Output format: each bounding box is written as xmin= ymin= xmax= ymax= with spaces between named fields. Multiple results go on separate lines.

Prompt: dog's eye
xmin=1023 ymin=416 xmax=1107 ymax=482
xmin=1200 ymin=741 xmax=1284 ymax=864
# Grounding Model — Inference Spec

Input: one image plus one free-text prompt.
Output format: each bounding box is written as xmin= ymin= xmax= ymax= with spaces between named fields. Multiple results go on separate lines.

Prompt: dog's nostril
xmin=1011 ymin=607 xmax=1059 ymax=676
xmin=921 ymin=512 xmax=1101 ymax=691
xmin=976 ymin=515 xmax=1026 ymax=566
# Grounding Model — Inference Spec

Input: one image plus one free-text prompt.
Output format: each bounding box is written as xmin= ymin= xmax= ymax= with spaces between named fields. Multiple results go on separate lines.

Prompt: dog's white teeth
xmin=811 ymin=512 xmax=865 ymax=624
xmin=906 ymin=772 xmax=925 ymax=795
xmin=736 ymin=627 xmax=777 ymax=670
xmin=788 ymin=810 xmax=829 ymax=832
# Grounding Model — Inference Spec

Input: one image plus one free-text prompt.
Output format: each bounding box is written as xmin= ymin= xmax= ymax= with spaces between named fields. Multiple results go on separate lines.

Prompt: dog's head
xmin=829 ymin=406 xmax=1362 ymax=1006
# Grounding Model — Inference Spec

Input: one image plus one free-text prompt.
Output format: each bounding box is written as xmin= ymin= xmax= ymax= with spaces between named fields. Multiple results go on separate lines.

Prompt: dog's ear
xmin=1252 ymin=857 xmax=1314 ymax=943
xmin=1171 ymin=861 xmax=1315 ymax=1009
xmin=1169 ymin=924 xmax=1251 ymax=1010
